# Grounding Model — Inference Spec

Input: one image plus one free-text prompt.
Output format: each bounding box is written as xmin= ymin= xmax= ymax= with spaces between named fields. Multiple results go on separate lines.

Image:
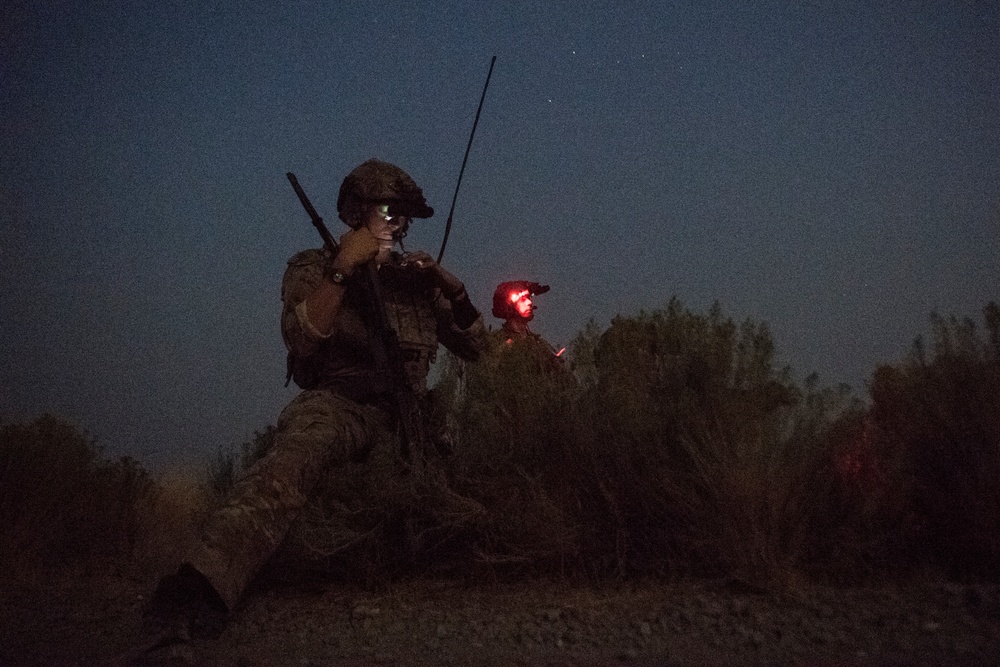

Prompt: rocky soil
xmin=1 ymin=570 xmax=999 ymax=666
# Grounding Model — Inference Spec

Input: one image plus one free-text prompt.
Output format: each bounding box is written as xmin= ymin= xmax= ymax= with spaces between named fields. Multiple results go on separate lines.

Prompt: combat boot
xmin=143 ymin=563 xmax=229 ymax=643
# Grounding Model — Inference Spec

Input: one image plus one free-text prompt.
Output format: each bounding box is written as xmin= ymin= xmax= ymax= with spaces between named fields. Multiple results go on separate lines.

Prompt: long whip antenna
xmin=437 ymin=55 xmax=496 ymax=265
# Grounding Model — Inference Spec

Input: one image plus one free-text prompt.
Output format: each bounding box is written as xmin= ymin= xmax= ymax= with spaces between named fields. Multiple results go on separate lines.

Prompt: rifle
xmin=286 ymin=172 xmax=430 ymax=465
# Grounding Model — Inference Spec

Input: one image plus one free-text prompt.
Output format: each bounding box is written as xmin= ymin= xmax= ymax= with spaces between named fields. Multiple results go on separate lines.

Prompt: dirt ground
xmin=1 ymin=569 xmax=999 ymax=666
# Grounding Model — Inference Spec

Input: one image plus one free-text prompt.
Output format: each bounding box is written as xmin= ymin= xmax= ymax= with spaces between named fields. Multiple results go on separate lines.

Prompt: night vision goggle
xmin=375 ymin=203 xmax=414 ymax=225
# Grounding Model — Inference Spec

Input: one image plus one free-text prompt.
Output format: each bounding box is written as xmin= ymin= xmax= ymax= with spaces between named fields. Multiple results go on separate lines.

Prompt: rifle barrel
xmin=287 ymin=172 xmax=338 ymax=251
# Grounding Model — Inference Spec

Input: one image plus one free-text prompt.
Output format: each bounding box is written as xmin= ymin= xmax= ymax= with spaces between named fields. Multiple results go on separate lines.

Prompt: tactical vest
xmin=285 ymin=252 xmax=441 ymax=401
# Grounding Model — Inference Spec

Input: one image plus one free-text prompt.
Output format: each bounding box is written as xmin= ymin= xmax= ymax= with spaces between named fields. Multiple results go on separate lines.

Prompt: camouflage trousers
xmin=188 ymin=390 xmax=395 ymax=611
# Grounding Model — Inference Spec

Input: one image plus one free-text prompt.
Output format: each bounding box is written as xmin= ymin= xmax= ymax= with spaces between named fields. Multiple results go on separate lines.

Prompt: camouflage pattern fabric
xmin=336 ymin=158 xmax=434 ymax=222
xmin=498 ymin=322 xmax=566 ymax=374
xmin=184 ymin=248 xmax=484 ymax=612
xmin=189 ymin=390 xmax=395 ymax=611
xmin=282 ymin=248 xmax=484 ymax=397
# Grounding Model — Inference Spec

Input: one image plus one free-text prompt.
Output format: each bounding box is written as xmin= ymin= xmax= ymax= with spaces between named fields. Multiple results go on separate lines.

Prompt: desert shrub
xmin=206 ymin=425 xmax=278 ymax=499
xmin=867 ymin=303 xmax=1000 ymax=579
xmin=0 ymin=414 xmax=154 ymax=577
xmin=137 ymin=466 xmax=215 ymax=581
xmin=244 ymin=300 xmax=880 ymax=585
xmin=566 ymin=300 xmax=862 ymax=584
xmin=422 ymin=299 xmax=867 ymax=585
xmin=206 ymin=445 xmax=239 ymax=499
xmin=813 ymin=408 xmax=915 ymax=582
xmin=262 ymin=334 xmax=583 ymax=587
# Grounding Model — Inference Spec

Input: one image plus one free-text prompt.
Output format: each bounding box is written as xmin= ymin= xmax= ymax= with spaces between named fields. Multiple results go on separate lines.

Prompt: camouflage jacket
xmin=496 ymin=322 xmax=567 ymax=375
xmin=281 ymin=248 xmax=485 ymax=400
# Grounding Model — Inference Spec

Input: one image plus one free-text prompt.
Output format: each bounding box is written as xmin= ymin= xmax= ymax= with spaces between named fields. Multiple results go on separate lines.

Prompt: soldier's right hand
xmin=332 ymin=227 xmax=380 ymax=274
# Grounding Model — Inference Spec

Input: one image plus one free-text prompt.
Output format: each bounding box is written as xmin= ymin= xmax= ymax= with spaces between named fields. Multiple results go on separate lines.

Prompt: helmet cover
xmin=492 ymin=281 xmax=550 ymax=319
xmin=336 ymin=158 xmax=434 ymax=224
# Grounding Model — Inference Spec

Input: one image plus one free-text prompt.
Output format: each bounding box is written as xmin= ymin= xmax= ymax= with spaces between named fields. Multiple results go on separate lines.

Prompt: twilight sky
xmin=2 ymin=0 xmax=998 ymax=469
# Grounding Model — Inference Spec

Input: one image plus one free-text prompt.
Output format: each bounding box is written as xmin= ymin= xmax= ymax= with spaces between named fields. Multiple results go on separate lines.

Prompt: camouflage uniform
xmin=185 ymin=223 xmax=484 ymax=611
xmin=498 ymin=321 xmax=561 ymax=356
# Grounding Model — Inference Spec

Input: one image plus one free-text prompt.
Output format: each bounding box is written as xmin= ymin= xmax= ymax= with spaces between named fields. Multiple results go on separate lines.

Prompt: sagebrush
xmin=4 ymin=301 xmax=997 ymax=586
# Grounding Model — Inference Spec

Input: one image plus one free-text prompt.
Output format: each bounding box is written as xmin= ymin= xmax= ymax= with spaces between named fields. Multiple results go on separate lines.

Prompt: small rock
xmin=162 ymin=644 xmax=196 ymax=665
xmin=638 ymin=621 xmax=652 ymax=636
xmin=352 ymin=604 xmax=380 ymax=619
xmin=540 ymin=607 xmax=562 ymax=622
xmin=816 ymin=603 xmax=835 ymax=619
xmin=964 ymin=587 xmax=983 ymax=608
xmin=617 ymin=648 xmax=639 ymax=661
xmin=922 ymin=620 xmax=941 ymax=633
xmin=703 ymin=601 xmax=724 ymax=617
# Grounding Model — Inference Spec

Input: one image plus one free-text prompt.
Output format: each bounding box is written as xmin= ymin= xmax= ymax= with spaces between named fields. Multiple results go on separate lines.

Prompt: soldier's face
xmin=366 ymin=204 xmax=410 ymax=240
xmin=366 ymin=204 xmax=411 ymax=259
xmin=512 ymin=290 xmax=535 ymax=320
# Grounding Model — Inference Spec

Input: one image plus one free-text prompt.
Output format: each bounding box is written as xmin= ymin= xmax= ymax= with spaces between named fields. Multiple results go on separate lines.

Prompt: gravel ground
xmin=1 ymin=571 xmax=998 ymax=666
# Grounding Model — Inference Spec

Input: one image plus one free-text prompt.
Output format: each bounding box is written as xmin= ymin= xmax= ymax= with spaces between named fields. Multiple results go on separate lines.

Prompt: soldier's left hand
xmin=402 ymin=251 xmax=465 ymax=298
xmin=400 ymin=250 xmax=437 ymax=272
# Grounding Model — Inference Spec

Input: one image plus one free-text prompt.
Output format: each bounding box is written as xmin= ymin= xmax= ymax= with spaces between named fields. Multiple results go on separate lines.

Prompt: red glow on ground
xmin=836 ymin=418 xmax=889 ymax=493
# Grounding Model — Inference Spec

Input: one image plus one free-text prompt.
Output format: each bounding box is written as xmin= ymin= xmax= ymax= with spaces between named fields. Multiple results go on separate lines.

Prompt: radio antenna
xmin=437 ymin=55 xmax=496 ymax=265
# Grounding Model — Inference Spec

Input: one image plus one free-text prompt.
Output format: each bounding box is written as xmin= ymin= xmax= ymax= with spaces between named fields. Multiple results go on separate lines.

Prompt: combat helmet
xmin=492 ymin=281 xmax=550 ymax=320
xmin=336 ymin=158 xmax=434 ymax=226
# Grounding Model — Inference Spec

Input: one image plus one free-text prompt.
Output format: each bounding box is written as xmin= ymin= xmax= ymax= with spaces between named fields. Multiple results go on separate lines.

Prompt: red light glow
xmin=509 ymin=289 xmax=529 ymax=303
xmin=509 ymin=290 xmax=533 ymax=318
